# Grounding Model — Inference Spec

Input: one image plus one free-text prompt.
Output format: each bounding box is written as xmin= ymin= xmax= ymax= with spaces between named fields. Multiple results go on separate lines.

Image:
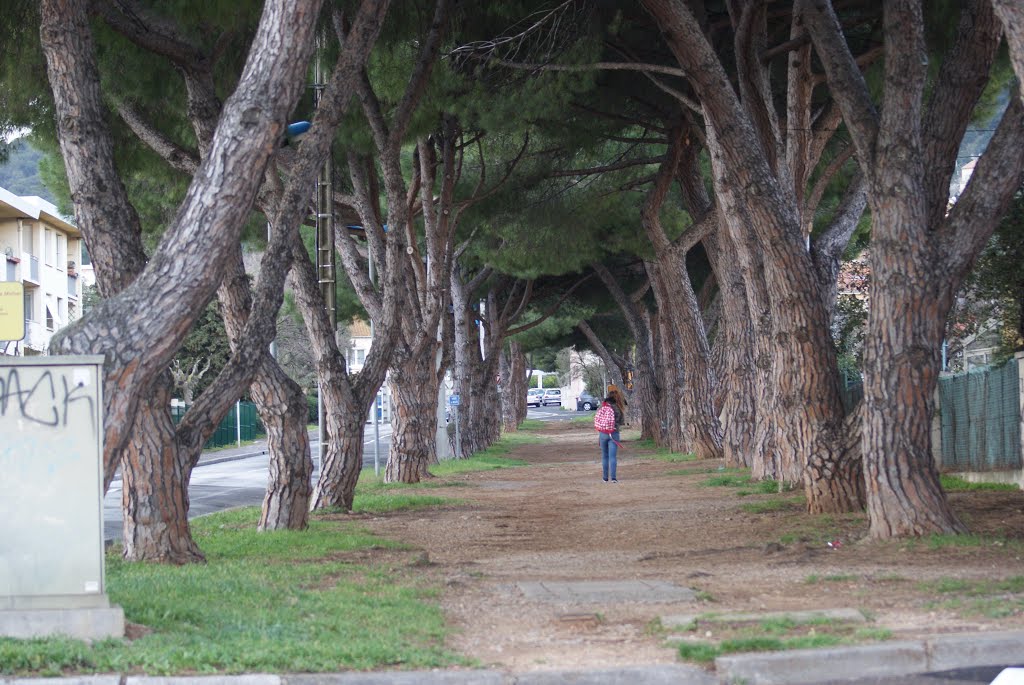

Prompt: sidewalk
xmin=31 ymin=422 xmax=1024 ymax=684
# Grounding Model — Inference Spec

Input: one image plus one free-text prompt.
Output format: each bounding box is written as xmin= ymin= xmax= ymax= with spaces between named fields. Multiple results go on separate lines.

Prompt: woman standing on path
xmin=595 ymin=395 xmax=624 ymax=482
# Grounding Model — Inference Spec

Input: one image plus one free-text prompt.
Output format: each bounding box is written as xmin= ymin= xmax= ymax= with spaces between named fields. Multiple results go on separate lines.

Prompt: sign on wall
xmin=0 ymin=282 xmax=25 ymax=342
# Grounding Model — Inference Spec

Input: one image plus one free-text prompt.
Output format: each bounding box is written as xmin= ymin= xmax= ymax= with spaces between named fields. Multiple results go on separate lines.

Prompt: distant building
xmin=346 ymin=318 xmax=373 ymax=372
xmin=347 ymin=318 xmax=391 ymax=423
xmin=0 ymin=186 xmax=83 ymax=356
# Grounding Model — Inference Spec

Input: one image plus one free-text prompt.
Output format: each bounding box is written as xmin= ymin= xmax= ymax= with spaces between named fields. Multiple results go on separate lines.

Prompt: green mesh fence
xmin=938 ymin=358 xmax=1021 ymax=471
xmin=170 ymin=401 xmax=266 ymax=450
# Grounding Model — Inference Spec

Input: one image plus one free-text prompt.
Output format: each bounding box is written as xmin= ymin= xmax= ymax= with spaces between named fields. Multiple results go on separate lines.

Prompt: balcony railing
xmin=28 ymin=255 xmax=39 ymax=282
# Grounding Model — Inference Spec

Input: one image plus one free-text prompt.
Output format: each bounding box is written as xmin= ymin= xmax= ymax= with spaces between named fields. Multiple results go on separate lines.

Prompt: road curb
xmin=713 ymin=630 xmax=1024 ymax=684
xmin=2 ymin=666 xmax=716 ymax=685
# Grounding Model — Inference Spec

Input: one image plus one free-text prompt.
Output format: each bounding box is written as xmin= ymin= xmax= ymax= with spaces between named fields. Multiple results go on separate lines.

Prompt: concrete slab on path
xmin=662 ymin=607 xmax=866 ymax=630
xmin=516 ymin=580 xmax=697 ymax=604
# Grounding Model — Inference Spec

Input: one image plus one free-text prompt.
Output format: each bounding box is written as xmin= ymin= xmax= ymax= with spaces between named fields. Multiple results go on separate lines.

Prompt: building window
xmin=357 ymin=349 xmax=366 ymax=365
xmin=80 ymin=241 xmax=91 ymax=266
xmin=45 ymin=229 xmax=54 ymax=266
xmin=46 ymin=304 xmax=55 ymax=330
xmin=57 ymin=297 xmax=66 ymax=326
xmin=24 ymin=289 xmax=34 ymax=322
xmin=57 ymin=235 xmax=66 ymax=271
xmin=22 ymin=223 xmax=34 ymax=254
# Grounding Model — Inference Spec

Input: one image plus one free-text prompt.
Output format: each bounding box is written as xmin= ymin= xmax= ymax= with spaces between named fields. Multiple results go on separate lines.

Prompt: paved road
xmin=103 ymin=423 xmax=392 ymax=542
xmin=819 ymin=666 xmax=1020 ymax=684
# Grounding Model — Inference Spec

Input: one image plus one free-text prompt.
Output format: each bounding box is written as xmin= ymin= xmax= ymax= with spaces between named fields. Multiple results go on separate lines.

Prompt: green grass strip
xmin=0 ymin=508 xmax=463 ymax=677
xmin=940 ymin=475 xmax=1020 ymax=492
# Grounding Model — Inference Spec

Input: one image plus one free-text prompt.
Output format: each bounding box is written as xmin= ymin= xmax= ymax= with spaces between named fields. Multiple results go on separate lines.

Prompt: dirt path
xmin=364 ymin=421 xmax=1024 ymax=672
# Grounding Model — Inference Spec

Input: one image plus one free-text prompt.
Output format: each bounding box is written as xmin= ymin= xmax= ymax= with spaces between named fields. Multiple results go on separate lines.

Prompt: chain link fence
xmin=938 ymin=357 xmax=1022 ymax=471
xmin=170 ymin=401 xmax=266 ymax=450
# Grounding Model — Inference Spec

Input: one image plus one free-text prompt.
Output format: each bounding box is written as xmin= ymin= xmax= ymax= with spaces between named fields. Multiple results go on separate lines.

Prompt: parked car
xmin=526 ymin=388 xmax=544 ymax=407
xmin=576 ymin=393 xmax=599 ymax=411
xmin=541 ymin=388 xmax=562 ymax=406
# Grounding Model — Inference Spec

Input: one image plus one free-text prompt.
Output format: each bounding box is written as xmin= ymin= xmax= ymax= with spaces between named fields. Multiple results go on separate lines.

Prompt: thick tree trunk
xmin=310 ymin=382 xmax=366 ymax=511
xmin=499 ymin=346 xmax=519 ymax=433
xmin=593 ymin=263 xmax=660 ymax=441
xmin=216 ymin=249 xmax=312 ymax=530
xmin=465 ymin=351 xmax=501 ymax=453
xmin=120 ymin=376 xmax=203 ymax=563
xmin=386 ymin=350 xmax=439 ymax=483
xmin=651 ymin=250 xmax=723 ymax=459
xmin=253 ymin=367 xmax=312 ymax=529
xmin=506 ymin=341 xmax=528 ymax=429
xmin=652 ymin=295 xmax=687 ymax=451
xmin=860 ymin=202 xmax=965 ymax=535
xmin=704 ymin=230 xmax=757 ymax=468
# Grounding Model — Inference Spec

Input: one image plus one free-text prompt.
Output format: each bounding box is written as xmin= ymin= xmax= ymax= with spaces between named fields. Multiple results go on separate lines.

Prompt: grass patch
xmin=920 ymin=576 xmax=1024 ymax=596
xmin=0 ymin=508 xmax=463 ymax=677
xmin=702 ymin=474 xmax=753 ymax=488
xmin=351 ymin=492 xmax=454 ymax=514
xmin=628 ymin=439 xmax=697 ymax=463
xmin=918 ymin=576 xmax=1024 ymax=619
xmin=741 ymin=498 xmax=803 ymax=514
xmin=569 ymin=416 xmax=596 ymax=427
xmin=517 ymin=419 xmax=548 ymax=431
xmin=777 ymin=512 xmax=866 ymax=546
xmin=737 ymin=480 xmax=784 ymax=496
xmin=940 ymin=475 xmax=1019 ymax=492
xmin=651 ymin=451 xmax=698 ymax=463
xmin=675 ymin=614 xmax=887 ymax=664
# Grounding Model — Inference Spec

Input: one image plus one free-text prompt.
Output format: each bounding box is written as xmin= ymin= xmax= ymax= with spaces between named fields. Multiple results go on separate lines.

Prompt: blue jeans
xmin=600 ymin=431 xmax=619 ymax=480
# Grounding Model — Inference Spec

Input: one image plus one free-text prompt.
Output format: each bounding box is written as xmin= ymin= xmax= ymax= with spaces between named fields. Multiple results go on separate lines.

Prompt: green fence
xmin=170 ymin=401 xmax=266 ymax=450
xmin=938 ymin=358 xmax=1021 ymax=472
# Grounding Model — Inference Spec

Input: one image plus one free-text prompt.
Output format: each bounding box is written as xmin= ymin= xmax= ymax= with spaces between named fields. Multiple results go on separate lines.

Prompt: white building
xmin=0 ymin=187 xmax=84 ymax=356
xmin=346 ymin=318 xmax=390 ymax=423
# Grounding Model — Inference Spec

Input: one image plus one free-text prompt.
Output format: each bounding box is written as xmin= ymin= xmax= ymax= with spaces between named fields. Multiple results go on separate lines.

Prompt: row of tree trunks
xmin=802 ymin=0 xmax=1024 ymax=535
xmin=651 ymin=297 xmax=687 ymax=452
xmin=593 ymin=263 xmax=661 ymax=442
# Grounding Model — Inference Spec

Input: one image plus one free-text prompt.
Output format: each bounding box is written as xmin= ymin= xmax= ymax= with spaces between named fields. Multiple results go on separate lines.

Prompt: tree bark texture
xmin=212 ymin=246 xmax=312 ymax=530
xmin=120 ymin=375 xmax=204 ymax=563
xmin=703 ymin=229 xmax=757 ymax=468
xmin=804 ymin=0 xmax=1024 ymax=534
xmin=641 ymin=135 xmax=723 ymax=459
xmin=649 ymin=250 xmax=723 ymax=459
xmin=505 ymin=341 xmax=528 ymax=430
xmin=642 ymin=0 xmax=857 ymax=510
xmin=386 ymin=349 xmax=440 ymax=483
xmin=651 ymin=301 xmax=687 ymax=452
xmin=593 ymin=263 xmax=661 ymax=441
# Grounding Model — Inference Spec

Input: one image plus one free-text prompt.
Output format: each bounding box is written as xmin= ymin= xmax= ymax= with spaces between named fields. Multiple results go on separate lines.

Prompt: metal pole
xmin=373 ymin=392 xmax=381 ymax=476
xmin=268 ymin=221 xmax=277 ymax=359
xmin=454 ymin=405 xmax=461 ymax=459
xmin=370 ymin=245 xmax=382 ymax=475
xmin=235 ymin=400 xmax=241 ymax=447
xmin=316 ymin=384 xmax=323 ymax=475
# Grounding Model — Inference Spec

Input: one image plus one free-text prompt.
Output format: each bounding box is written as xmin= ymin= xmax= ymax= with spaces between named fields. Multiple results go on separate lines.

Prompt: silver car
xmin=541 ymin=389 xmax=562 ymax=406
